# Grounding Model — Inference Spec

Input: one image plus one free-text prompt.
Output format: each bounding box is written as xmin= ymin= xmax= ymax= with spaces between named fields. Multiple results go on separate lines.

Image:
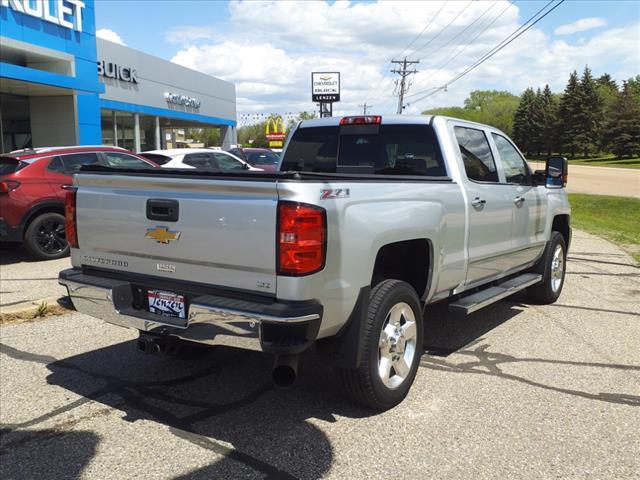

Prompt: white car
xmin=141 ymin=148 xmax=262 ymax=172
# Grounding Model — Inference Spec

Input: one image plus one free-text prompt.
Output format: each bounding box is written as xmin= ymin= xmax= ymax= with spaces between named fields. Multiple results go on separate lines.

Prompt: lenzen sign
xmin=164 ymin=92 xmax=201 ymax=109
xmin=312 ymin=72 xmax=340 ymax=102
xmin=1 ymin=0 xmax=86 ymax=32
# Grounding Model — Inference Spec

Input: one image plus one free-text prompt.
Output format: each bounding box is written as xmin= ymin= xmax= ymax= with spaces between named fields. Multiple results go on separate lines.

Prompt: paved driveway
xmin=1 ymin=230 xmax=639 ymax=479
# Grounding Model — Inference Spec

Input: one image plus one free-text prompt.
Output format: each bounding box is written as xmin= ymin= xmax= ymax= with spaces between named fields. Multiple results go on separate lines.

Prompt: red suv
xmin=0 ymin=146 xmax=157 ymax=259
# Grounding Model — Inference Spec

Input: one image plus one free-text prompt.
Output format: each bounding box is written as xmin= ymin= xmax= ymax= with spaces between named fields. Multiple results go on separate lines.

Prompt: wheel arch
xmin=370 ymin=238 xmax=433 ymax=299
xmin=20 ymin=201 xmax=65 ymax=238
xmin=552 ymin=214 xmax=571 ymax=251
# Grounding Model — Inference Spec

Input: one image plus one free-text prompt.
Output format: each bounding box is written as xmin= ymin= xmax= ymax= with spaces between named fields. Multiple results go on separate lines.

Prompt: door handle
xmin=471 ymin=197 xmax=486 ymax=207
xmin=514 ymin=195 xmax=525 ymax=206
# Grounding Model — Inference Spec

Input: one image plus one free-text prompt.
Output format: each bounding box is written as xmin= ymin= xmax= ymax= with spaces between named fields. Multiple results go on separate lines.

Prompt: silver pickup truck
xmin=59 ymin=115 xmax=570 ymax=409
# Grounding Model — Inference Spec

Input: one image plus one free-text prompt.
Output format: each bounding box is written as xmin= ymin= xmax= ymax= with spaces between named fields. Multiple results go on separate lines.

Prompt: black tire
xmin=338 ymin=279 xmax=424 ymax=410
xmin=23 ymin=212 xmax=70 ymax=260
xmin=527 ymin=231 xmax=567 ymax=304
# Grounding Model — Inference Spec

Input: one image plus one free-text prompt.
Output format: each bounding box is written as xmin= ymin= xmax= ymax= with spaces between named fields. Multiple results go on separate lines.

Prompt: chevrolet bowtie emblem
xmin=145 ymin=226 xmax=181 ymax=244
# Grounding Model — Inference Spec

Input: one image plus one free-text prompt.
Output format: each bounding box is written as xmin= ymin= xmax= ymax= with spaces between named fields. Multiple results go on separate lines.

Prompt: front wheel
xmin=338 ymin=280 xmax=424 ymax=410
xmin=527 ymin=231 xmax=567 ymax=304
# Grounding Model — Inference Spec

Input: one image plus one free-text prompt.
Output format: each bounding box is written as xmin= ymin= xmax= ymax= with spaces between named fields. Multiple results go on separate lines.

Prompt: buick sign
xmin=98 ymin=61 xmax=138 ymax=84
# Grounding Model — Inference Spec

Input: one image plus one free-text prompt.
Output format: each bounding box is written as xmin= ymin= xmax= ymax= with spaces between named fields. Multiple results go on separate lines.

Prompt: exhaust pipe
xmin=272 ymin=354 xmax=299 ymax=388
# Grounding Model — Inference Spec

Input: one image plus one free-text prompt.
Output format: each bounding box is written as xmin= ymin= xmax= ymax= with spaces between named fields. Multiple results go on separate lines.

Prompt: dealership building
xmin=0 ymin=0 xmax=237 ymax=153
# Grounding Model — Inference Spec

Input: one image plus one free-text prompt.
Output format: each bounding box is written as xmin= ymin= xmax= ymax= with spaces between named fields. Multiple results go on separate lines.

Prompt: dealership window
xmin=115 ymin=111 xmax=135 ymax=150
xmin=101 ymin=110 xmax=115 ymax=146
xmin=139 ymin=115 xmax=157 ymax=152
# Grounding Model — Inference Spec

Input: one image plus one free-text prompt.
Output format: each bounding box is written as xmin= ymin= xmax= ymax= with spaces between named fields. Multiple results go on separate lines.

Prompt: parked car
xmin=227 ymin=147 xmax=280 ymax=171
xmin=59 ymin=115 xmax=570 ymax=409
xmin=138 ymin=152 xmax=172 ymax=165
xmin=0 ymin=145 xmax=157 ymax=259
xmin=142 ymin=148 xmax=261 ymax=171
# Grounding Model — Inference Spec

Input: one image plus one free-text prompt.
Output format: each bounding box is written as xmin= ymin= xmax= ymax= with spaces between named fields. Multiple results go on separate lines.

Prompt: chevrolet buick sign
xmin=312 ymin=72 xmax=340 ymax=102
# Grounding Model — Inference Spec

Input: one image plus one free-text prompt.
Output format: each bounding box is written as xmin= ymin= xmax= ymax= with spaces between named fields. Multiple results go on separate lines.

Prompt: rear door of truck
xmin=73 ymin=171 xmax=278 ymax=295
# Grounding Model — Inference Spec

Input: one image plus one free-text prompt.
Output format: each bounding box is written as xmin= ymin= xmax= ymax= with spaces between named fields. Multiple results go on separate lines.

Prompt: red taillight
xmin=277 ymin=201 xmax=326 ymax=276
xmin=0 ymin=180 xmax=20 ymax=194
xmin=64 ymin=189 xmax=78 ymax=248
xmin=339 ymin=115 xmax=381 ymax=126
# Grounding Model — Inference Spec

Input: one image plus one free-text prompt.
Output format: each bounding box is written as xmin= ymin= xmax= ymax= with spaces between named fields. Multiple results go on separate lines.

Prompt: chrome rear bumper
xmin=59 ymin=269 xmax=321 ymax=354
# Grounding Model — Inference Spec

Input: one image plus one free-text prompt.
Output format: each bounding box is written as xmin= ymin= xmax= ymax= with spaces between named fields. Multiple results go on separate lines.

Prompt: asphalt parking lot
xmin=1 ymin=229 xmax=639 ymax=479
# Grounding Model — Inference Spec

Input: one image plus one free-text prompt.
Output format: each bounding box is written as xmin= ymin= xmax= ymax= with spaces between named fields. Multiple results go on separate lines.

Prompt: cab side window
xmin=454 ymin=126 xmax=499 ymax=182
xmin=492 ymin=133 xmax=529 ymax=184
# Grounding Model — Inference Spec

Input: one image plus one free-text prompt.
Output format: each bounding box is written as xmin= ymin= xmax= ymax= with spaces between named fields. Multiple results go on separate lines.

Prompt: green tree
xmin=604 ymin=81 xmax=640 ymax=158
xmin=626 ymin=75 xmax=640 ymax=103
xmin=512 ymin=87 xmax=536 ymax=154
xmin=557 ymin=70 xmax=583 ymax=156
xmin=538 ymin=84 xmax=560 ymax=155
xmin=286 ymin=111 xmax=317 ymax=132
xmin=596 ymin=74 xmax=620 ymax=150
xmin=424 ymin=90 xmax=519 ymax=136
xmin=237 ymin=122 xmax=266 ymax=146
xmin=573 ymin=66 xmax=604 ymax=157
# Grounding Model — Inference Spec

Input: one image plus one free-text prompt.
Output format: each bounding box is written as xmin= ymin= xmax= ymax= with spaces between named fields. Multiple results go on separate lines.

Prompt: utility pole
xmin=391 ymin=57 xmax=419 ymax=114
xmin=358 ymin=103 xmax=372 ymax=115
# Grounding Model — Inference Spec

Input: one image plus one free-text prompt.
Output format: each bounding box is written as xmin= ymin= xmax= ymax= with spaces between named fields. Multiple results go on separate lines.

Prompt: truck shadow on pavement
xmin=0 ymin=429 xmax=99 ymax=479
xmin=1 ymin=296 xmax=638 ymax=479
xmin=2 ymin=340 xmax=365 ymax=480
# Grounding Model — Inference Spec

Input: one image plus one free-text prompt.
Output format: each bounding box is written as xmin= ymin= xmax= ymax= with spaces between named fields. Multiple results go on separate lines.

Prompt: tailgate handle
xmin=147 ymin=199 xmax=179 ymax=222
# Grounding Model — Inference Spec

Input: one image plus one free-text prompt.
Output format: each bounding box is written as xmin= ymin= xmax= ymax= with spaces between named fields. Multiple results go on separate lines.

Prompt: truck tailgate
xmin=73 ymin=174 xmax=278 ymax=294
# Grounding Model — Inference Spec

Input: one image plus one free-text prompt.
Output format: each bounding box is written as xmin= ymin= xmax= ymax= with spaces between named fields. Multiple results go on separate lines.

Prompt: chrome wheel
xmin=377 ymin=302 xmax=417 ymax=389
xmin=550 ymin=244 xmax=564 ymax=293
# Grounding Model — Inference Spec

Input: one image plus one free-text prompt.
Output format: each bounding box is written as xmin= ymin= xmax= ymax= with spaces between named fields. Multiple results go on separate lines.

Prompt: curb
xmin=0 ymin=296 xmax=74 ymax=324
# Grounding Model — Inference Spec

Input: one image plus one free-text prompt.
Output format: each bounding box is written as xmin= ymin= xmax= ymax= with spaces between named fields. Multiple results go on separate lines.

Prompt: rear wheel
xmin=23 ymin=212 xmax=69 ymax=260
xmin=338 ymin=279 xmax=423 ymax=410
xmin=527 ymin=231 xmax=567 ymax=304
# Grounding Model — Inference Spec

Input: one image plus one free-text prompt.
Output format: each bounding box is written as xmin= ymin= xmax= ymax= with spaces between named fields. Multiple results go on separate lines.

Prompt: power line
xmin=408 ymin=0 xmax=564 ymax=106
xmin=394 ymin=1 xmax=448 ymax=60
xmin=362 ymin=1 xmax=448 ymax=106
xmin=407 ymin=0 xmax=473 ymax=58
xmin=415 ymin=1 xmax=498 ymax=62
xmin=410 ymin=1 xmax=513 ymax=90
xmin=391 ymin=58 xmax=420 ymax=114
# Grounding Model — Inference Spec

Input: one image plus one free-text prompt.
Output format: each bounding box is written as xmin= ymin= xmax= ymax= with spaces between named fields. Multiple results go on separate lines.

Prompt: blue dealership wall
xmin=0 ymin=0 xmax=104 ymax=144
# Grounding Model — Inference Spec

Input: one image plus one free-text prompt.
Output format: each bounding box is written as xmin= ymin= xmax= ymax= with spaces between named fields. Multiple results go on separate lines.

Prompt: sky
xmin=94 ymin=0 xmax=640 ymax=121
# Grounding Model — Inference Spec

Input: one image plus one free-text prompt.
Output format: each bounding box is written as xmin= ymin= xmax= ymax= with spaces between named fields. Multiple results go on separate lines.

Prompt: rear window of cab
xmin=280 ymin=124 xmax=447 ymax=177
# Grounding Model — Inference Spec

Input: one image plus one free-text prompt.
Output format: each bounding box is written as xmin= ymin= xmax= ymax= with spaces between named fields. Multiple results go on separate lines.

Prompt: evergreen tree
xmin=557 ymin=71 xmax=582 ymax=156
xmin=596 ymin=74 xmax=620 ymax=150
xmin=626 ymin=75 xmax=640 ymax=103
xmin=573 ymin=66 xmax=603 ymax=157
xmin=529 ymin=88 xmax=547 ymax=155
xmin=512 ymin=87 xmax=536 ymax=154
xmin=540 ymin=84 xmax=559 ymax=155
xmin=604 ymin=81 xmax=640 ymax=158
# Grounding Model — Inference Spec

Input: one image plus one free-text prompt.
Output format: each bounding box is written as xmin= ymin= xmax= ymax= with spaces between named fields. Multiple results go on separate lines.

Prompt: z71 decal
xmin=320 ymin=188 xmax=350 ymax=199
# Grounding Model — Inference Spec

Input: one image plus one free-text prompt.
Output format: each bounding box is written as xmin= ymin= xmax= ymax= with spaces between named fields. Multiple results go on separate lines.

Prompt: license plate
xmin=147 ymin=290 xmax=186 ymax=319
